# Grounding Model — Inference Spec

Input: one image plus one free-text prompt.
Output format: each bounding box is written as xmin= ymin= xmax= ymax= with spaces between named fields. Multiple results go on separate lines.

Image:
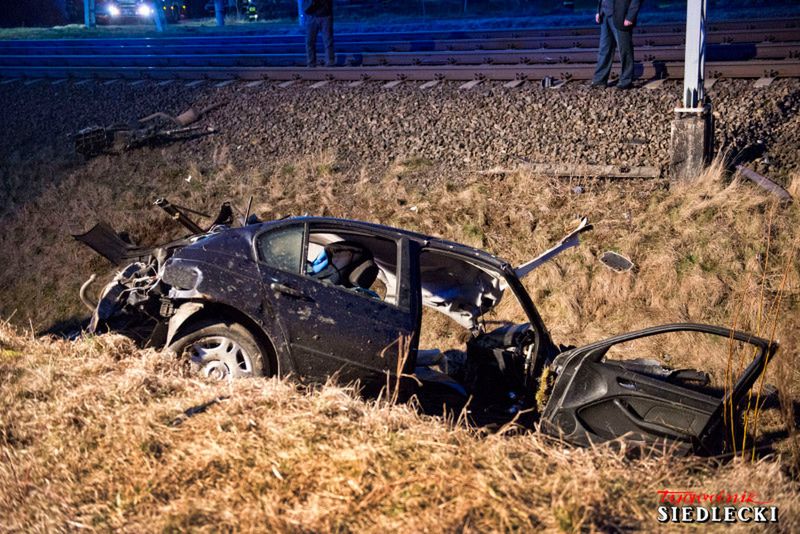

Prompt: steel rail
xmin=1 ymin=60 xmax=797 ymax=82
xmin=0 ymin=17 xmax=796 ymax=49
xmin=1 ymin=42 xmax=796 ymax=69
xmin=2 ymin=28 xmax=799 ymax=58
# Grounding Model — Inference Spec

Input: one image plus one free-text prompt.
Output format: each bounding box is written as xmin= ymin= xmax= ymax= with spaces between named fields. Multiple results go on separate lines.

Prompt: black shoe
xmin=616 ymin=83 xmax=633 ymax=90
xmin=589 ymin=81 xmax=607 ymax=88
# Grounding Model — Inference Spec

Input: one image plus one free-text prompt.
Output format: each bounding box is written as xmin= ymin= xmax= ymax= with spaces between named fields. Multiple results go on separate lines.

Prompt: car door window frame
xmin=252 ymin=221 xmax=308 ymax=275
xmin=304 ymin=225 xmax=407 ymax=312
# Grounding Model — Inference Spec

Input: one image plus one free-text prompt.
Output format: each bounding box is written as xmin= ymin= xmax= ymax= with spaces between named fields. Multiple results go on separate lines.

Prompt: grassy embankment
xmin=1 ymin=317 xmax=799 ymax=532
xmin=0 ymin=148 xmax=799 ymax=530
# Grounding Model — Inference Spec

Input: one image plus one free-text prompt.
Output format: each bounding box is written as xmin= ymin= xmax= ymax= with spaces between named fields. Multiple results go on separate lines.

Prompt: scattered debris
xmin=169 ymin=396 xmax=229 ymax=427
xmin=753 ymin=77 xmax=775 ymax=88
xmin=514 ymin=158 xmax=661 ymax=179
xmin=503 ymin=79 xmax=526 ymax=89
xmin=600 ymin=251 xmax=635 ymax=272
xmin=73 ymin=103 xmax=222 ymax=157
xmin=459 ymin=79 xmax=483 ymax=90
xmin=541 ymin=76 xmax=567 ymax=89
xmin=736 ymin=165 xmax=793 ymax=203
xmin=643 ymin=78 xmax=667 ymax=90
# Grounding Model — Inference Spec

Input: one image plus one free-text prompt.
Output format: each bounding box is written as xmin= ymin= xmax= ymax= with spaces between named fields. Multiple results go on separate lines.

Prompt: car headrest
xmin=319 ymin=241 xmax=378 ymax=289
xmin=347 ymin=259 xmax=378 ymax=289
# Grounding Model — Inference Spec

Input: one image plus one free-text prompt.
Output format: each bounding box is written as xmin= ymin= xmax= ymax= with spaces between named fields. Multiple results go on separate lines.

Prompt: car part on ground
xmin=72 ymin=201 xmax=780 ymax=456
xmin=73 ymin=103 xmax=221 ymax=157
xmin=599 ymin=251 xmax=635 ymax=272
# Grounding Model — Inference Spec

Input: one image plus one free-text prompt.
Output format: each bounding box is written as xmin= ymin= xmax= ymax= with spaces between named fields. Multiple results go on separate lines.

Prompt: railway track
xmin=2 ymin=60 xmax=797 ymax=82
xmin=0 ymin=43 xmax=796 ymax=69
xmin=3 ymin=28 xmax=799 ymax=56
xmin=0 ymin=17 xmax=798 ymax=82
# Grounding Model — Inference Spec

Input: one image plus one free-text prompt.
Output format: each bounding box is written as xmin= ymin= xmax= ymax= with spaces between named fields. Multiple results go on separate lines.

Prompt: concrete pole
xmin=154 ymin=2 xmax=167 ymax=32
xmin=669 ymin=0 xmax=713 ymax=180
xmin=298 ymin=0 xmax=306 ymax=27
xmin=682 ymin=0 xmax=706 ymax=109
xmin=215 ymin=0 xmax=225 ymax=26
xmin=83 ymin=0 xmax=96 ymax=28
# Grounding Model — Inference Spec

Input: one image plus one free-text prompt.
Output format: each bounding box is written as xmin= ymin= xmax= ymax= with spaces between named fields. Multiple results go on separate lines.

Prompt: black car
xmin=74 ymin=200 xmax=778 ymax=456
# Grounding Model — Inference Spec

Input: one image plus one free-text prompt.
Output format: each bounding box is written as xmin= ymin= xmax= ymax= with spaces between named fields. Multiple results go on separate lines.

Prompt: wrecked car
xmin=73 ymin=201 xmax=778 ymax=456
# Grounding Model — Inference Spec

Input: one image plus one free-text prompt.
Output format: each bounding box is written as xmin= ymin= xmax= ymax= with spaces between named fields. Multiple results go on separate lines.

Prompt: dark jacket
xmin=597 ymin=0 xmax=641 ymax=31
xmin=303 ymin=0 xmax=333 ymax=17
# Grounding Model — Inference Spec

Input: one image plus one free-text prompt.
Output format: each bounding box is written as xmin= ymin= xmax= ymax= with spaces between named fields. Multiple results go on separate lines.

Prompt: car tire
xmin=169 ymin=319 xmax=271 ymax=379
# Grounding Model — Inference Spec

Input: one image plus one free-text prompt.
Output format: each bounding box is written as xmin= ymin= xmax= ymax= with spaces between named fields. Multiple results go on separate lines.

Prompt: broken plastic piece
xmin=515 ymin=217 xmax=593 ymax=279
xmin=72 ymin=221 xmax=150 ymax=265
xmin=600 ymin=251 xmax=634 ymax=272
xmin=736 ymin=165 xmax=792 ymax=203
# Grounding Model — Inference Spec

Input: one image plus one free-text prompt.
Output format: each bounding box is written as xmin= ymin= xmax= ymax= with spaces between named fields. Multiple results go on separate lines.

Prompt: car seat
xmin=309 ymin=241 xmax=379 ymax=292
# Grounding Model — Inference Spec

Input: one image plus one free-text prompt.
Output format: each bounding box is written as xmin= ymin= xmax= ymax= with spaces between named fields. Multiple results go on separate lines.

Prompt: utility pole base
xmin=668 ymin=106 xmax=713 ymax=181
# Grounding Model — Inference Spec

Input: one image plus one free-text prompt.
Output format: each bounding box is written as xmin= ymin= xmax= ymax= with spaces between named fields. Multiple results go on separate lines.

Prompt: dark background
xmin=0 ymin=0 xmax=783 ymax=28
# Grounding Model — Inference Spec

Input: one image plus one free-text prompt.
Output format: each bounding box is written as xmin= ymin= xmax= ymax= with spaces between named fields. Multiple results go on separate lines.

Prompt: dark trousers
xmin=305 ymin=16 xmax=335 ymax=67
xmin=592 ymin=15 xmax=634 ymax=87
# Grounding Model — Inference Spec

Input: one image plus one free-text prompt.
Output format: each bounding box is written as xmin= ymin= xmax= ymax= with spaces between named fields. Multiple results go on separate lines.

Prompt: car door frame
xmin=540 ymin=323 xmax=778 ymax=454
xmin=418 ymin=243 xmax=557 ymax=379
xmin=252 ymin=219 xmax=422 ymax=389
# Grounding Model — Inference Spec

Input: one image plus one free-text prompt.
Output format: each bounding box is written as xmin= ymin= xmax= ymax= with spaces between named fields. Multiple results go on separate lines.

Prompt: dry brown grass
xmin=1 ymin=322 xmax=799 ymax=533
xmin=1 ymin=148 xmax=799 ymax=530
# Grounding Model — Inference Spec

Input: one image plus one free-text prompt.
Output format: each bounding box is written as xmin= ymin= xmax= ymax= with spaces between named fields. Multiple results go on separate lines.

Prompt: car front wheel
xmin=169 ymin=320 xmax=269 ymax=379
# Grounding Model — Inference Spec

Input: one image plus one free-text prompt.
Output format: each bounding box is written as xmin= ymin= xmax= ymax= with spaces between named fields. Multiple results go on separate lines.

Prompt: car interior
xmin=305 ymin=231 xmax=397 ymax=304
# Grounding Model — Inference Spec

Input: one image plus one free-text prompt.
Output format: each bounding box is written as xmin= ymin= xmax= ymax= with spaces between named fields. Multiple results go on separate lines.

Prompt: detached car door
xmin=540 ymin=323 xmax=778 ymax=455
xmin=254 ymin=222 xmax=419 ymax=390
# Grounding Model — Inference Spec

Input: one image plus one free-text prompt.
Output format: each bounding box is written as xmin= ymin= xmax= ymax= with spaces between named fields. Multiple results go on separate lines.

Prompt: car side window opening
xmin=305 ymin=230 xmax=398 ymax=305
xmin=416 ymin=249 xmax=540 ymax=399
xmin=256 ymin=225 xmax=305 ymax=274
xmin=419 ymin=250 xmax=506 ymax=330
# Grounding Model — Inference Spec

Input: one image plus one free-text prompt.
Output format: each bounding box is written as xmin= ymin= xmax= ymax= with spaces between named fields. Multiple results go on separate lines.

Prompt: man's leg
xmin=305 ymin=17 xmax=318 ymax=67
xmin=591 ymin=16 xmax=616 ymax=86
xmin=616 ymin=28 xmax=634 ymax=87
xmin=322 ymin=16 xmax=335 ymax=66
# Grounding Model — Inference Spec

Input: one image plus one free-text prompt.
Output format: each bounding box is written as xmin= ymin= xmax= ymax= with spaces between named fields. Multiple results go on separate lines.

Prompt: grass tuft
xmin=0 ymin=322 xmax=798 ymax=532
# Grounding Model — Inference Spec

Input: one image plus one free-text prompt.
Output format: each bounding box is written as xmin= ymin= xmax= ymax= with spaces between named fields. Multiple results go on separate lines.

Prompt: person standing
xmin=303 ymin=0 xmax=335 ymax=67
xmin=591 ymin=0 xmax=642 ymax=89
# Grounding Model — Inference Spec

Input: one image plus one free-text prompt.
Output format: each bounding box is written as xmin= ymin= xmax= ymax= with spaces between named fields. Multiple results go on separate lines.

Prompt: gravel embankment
xmin=0 ymin=77 xmax=797 ymax=212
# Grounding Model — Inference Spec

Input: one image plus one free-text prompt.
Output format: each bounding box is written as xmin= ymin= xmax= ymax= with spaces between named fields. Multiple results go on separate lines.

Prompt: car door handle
xmin=270 ymin=282 xmax=309 ymax=299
